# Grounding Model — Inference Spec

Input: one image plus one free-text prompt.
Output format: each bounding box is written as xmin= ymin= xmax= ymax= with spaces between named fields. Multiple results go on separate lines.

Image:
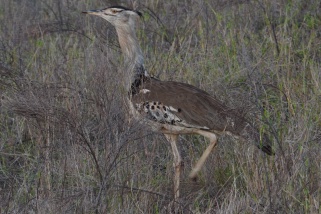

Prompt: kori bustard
xmin=83 ymin=6 xmax=273 ymax=200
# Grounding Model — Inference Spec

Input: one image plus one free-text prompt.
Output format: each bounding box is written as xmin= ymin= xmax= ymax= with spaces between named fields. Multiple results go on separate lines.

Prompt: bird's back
xmin=132 ymin=77 xmax=247 ymax=134
xmin=131 ymin=77 xmax=274 ymax=155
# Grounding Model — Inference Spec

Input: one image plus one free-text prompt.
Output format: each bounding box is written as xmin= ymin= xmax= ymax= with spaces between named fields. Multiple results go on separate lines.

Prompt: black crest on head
xmin=107 ymin=5 xmax=142 ymax=17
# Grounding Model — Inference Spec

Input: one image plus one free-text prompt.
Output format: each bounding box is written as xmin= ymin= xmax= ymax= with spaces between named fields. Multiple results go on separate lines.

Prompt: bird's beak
xmin=82 ymin=10 xmax=101 ymax=15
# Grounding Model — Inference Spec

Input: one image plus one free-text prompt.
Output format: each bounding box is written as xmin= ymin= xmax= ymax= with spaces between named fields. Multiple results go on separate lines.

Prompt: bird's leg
xmin=189 ymin=130 xmax=217 ymax=180
xmin=164 ymin=134 xmax=181 ymax=200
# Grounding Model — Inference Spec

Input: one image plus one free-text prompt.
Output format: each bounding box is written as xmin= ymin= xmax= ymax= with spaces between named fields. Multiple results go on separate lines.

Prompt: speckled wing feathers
xmin=131 ymin=77 xmax=274 ymax=155
xmin=132 ymin=78 xmax=247 ymax=134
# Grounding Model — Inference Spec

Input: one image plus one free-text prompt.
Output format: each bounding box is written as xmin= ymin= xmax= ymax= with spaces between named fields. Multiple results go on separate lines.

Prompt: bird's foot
xmin=166 ymin=198 xmax=183 ymax=214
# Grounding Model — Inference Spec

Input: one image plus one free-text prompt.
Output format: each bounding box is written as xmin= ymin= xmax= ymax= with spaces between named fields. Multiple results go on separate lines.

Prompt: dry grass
xmin=0 ymin=0 xmax=321 ymax=213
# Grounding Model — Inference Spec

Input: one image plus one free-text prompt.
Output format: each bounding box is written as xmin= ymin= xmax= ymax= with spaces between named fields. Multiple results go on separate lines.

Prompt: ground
xmin=0 ymin=0 xmax=320 ymax=213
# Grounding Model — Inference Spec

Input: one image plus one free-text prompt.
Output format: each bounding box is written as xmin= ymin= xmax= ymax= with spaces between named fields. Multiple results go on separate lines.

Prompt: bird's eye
xmin=111 ymin=9 xmax=118 ymax=14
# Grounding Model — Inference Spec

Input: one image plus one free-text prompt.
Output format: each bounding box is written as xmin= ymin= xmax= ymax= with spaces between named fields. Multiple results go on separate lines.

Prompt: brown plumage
xmin=132 ymin=77 xmax=273 ymax=154
xmin=83 ymin=6 xmax=274 ymax=201
xmin=132 ymin=78 xmax=242 ymax=131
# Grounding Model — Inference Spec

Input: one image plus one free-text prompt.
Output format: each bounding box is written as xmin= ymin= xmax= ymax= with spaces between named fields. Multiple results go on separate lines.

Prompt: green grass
xmin=0 ymin=0 xmax=321 ymax=213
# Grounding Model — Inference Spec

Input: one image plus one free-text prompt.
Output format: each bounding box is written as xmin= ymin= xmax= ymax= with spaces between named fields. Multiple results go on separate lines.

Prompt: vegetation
xmin=0 ymin=0 xmax=320 ymax=213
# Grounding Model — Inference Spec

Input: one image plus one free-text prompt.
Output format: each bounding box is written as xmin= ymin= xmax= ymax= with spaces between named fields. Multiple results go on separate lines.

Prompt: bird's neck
xmin=115 ymin=25 xmax=148 ymax=91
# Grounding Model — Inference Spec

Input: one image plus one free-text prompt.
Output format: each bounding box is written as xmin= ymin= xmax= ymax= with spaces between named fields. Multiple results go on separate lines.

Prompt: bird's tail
xmin=243 ymin=125 xmax=275 ymax=156
xmin=227 ymin=108 xmax=274 ymax=155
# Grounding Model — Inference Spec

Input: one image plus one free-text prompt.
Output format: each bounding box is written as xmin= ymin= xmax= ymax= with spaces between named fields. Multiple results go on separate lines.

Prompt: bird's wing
xmin=131 ymin=77 xmax=274 ymax=155
xmin=131 ymin=78 xmax=246 ymax=134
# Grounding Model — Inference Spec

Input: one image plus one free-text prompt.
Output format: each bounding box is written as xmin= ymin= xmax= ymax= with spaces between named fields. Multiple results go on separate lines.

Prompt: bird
xmin=82 ymin=6 xmax=274 ymax=200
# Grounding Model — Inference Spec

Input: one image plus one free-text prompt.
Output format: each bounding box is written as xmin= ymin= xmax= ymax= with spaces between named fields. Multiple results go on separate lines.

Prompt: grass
xmin=0 ymin=0 xmax=321 ymax=213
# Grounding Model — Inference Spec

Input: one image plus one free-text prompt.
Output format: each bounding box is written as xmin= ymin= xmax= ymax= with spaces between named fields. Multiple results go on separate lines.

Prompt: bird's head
xmin=82 ymin=6 xmax=142 ymax=28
